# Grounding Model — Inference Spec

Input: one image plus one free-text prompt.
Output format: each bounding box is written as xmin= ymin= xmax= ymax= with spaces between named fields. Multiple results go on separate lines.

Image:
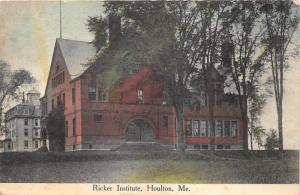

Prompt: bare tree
xmin=261 ymin=1 xmax=300 ymax=150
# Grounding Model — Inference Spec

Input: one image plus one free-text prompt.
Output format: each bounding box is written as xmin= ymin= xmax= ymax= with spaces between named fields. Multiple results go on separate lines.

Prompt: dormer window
xmin=129 ymin=64 xmax=141 ymax=74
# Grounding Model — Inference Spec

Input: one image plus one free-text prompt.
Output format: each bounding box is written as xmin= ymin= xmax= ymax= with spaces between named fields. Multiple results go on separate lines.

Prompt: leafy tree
xmin=88 ymin=1 xmax=230 ymax=152
xmin=46 ymin=105 xmax=65 ymax=151
xmin=0 ymin=60 xmax=35 ymax=131
xmin=195 ymin=1 xmax=232 ymax=151
xmin=248 ymin=92 xmax=267 ymax=150
xmin=264 ymin=129 xmax=279 ymax=150
xmin=87 ymin=16 xmax=108 ymax=51
xmin=261 ymin=0 xmax=300 ymax=150
xmin=252 ymin=126 xmax=266 ymax=150
xmin=222 ymin=1 xmax=269 ymax=150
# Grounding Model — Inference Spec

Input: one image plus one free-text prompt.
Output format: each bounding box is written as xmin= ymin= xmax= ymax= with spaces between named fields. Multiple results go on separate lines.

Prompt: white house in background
xmin=0 ymin=131 xmax=5 ymax=152
xmin=3 ymin=89 xmax=47 ymax=152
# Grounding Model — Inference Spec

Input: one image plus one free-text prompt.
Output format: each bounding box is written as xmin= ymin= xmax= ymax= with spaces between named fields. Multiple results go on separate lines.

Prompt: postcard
xmin=0 ymin=1 xmax=299 ymax=195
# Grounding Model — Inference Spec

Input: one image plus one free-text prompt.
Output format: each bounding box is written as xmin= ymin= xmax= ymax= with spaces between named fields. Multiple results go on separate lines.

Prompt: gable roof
xmin=57 ymin=39 xmax=96 ymax=80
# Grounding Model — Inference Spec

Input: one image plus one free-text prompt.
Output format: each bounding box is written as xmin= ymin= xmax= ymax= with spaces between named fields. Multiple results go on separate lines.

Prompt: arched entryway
xmin=126 ymin=119 xmax=155 ymax=142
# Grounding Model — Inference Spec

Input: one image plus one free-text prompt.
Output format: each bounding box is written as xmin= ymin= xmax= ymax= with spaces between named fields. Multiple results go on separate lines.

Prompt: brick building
xmin=40 ymin=34 xmax=245 ymax=151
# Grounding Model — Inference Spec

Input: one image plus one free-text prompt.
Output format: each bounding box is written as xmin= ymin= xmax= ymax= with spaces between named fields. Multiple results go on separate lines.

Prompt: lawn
xmin=0 ymin=150 xmax=298 ymax=183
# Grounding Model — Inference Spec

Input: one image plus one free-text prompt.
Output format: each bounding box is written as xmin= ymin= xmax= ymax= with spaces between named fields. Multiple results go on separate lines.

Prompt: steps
xmin=117 ymin=142 xmax=171 ymax=152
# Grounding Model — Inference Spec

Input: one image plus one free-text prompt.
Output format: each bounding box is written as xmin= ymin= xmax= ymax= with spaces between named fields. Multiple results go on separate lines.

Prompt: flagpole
xmin=60 ymin=0 xmax=62 ymax=39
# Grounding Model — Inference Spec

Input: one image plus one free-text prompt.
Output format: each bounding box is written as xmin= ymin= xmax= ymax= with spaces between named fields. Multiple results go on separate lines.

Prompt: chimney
xmin=108 ymin=14 xmax=121 ymax=49
xmin=22 ymin=92 xmax=25 ymax=103
xmin=221 ymin=42 xmax=234 ymax=68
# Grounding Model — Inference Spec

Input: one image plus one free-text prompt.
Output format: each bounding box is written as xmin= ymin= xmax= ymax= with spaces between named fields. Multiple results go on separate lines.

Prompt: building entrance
xmin=126 ymin=119 xmax=154 ymax=142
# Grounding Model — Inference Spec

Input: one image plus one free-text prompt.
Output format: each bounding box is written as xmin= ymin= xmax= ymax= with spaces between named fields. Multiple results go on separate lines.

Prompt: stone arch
xmin=124 ymin=116 xmax=156 ymax=142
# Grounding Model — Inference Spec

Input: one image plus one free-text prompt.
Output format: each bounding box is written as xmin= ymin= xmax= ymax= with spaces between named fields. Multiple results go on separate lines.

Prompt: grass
xmin=123 ymin=158 xmax=299 ymax=183
xmin=0 ymin=150 xmax=298 ymax=183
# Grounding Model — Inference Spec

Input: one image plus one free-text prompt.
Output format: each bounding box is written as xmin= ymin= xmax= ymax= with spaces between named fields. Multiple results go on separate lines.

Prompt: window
xmin=72 ymin=88 xmax=75 ymax=105
xmin=43 ymin=102 xmax=47 ymax=115
xmin=224 ymin=121 xmax=230 ymax=136
xmin=72 ymin=118 xmax=76 ymax=136
xmin=24 ymin=118 xmax=28 ymax=126
xmin=186 ymin=120 xmax=192 ymax=136
xmin=162 ymin=90 xmax=168 ymax=105
xmin=56 ymin=65 xmax=60 ymax=72
xmin=192 ymin=120 xmax=200 ymax=137
xmin=35 ymin=129 xmax=39 ymax=137
xmin=217 ymin=144 xmax=223 ymax=149
xmin=94 ymin=114 xmax=102 ymax=122
xmin=52 ymin=69 xmax=64 ymax=89
xmin=62 ymin=93 xmax=65 ymax=106
xmin=129 ymin=64 xmax=140 ymax=74
xmin=215 ymin=120 xmax=223 ymax=136
xmin=35 ymin=141 xmax=39 ymax=148
xmin=137 ymin=89 xmax=144 ymax=104
xmin=184 ymin=97 xmax=191 ymax=105
xmin=24 ymin=108 xmax=29 ymax=114
xmin=57 ymin=95 xmax=61 ymax=105
xmin=163 ymin=116 xmax=168 ymax=129
xmin=98 ymin=88 xmax=107 ymax=102
xmin=88 ymin=86 xmax=96 ymax=101
xmin=65 ymin=120 xmax=68 ymax=137
xmin=7 ymin=142 xmax=11 ymax=150
xmin=200 ymin=92 xmax=207 ymax=106
xmin=35 ymin=119 xmax=39 ymax=126
xmin=200 ymin=120 xmax=208 ymax=136
xmin=52 ymin=99 xmax=55 ymax=109
xmin=24 ymin=129 xmax=28 ymax=136
xmin=224 ymin=144 xmax=231 ymax=149
xmin=194 ymin=144 xmax=201 ymax=150
xmin=231 ymin=121 xmax=237 ymax=136
xmin=202 ymin=145 xmax=209 ymax=150
xmin=24 ymin=140 xmax=28 ymax=149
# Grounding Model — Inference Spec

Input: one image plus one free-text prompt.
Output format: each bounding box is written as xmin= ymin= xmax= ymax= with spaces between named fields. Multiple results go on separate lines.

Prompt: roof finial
xmin=60 ymin=0 xmax=62 ymax=39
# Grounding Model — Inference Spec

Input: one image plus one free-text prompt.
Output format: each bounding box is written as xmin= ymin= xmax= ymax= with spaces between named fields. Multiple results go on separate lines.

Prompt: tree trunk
xmin=250 ymin=132 xmax=253 ymax=151
xmin=207 ymin=69 xmax=215 ymax=151
xmin=175 ymin=106 xmax=185 ymax=152
xmin=242 ymin=113 xmax=248 ymax=150
xmin=278 ymin=105 xmax=283 ymax=150
xmin=0 ymin=107 xmax=2 ymax=131
xmin=249 ymin=117 xmax=253 ymax=150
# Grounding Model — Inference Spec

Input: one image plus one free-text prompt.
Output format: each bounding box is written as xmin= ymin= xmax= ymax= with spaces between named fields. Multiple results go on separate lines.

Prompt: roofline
xmin=45 ymin=38 xmax=95 ymax=85
xmin=42 ymin=38 xmax=72 ymax=97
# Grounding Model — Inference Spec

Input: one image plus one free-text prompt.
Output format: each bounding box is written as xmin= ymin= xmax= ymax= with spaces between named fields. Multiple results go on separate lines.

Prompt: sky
xmin=0 ymin=1 xmax=299 ymax=149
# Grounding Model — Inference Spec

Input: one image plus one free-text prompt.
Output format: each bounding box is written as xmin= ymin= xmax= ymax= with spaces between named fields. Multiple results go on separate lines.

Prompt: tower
xmin=27 ymin=89 xmax=41 ymax=106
